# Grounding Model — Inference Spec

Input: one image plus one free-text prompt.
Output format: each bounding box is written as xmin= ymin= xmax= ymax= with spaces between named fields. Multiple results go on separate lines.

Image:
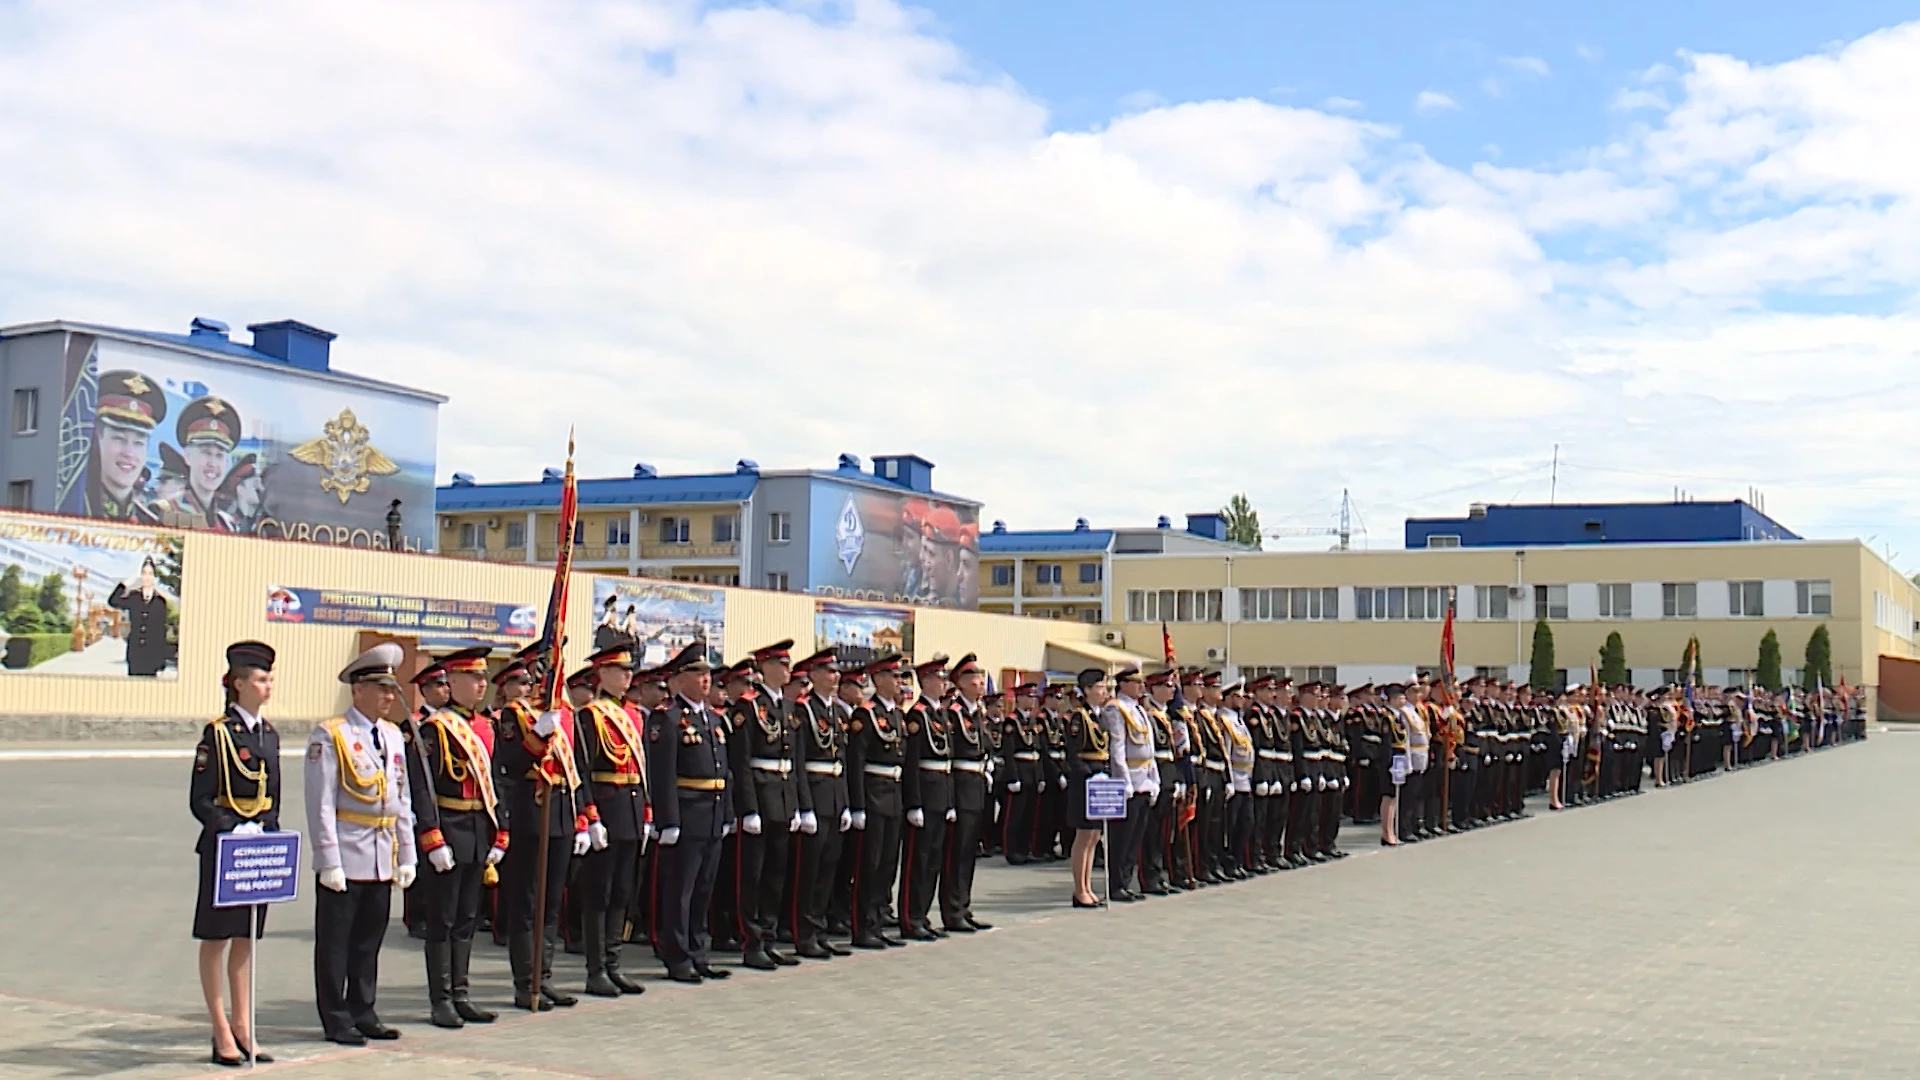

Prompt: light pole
xmin=70 ymin=565 xmax=88 ymax=652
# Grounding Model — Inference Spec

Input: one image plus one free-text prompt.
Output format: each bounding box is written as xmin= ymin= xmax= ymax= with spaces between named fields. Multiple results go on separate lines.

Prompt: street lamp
xmin=70 ymin=565 xmax=88 ymax=652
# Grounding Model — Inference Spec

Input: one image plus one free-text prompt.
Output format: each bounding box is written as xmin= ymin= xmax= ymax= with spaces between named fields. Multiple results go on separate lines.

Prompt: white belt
xmin=1276 ymin=751 xmax=1294 ymax=762
xmin=1013 ymin=751 xmax=1041 ymax=762
xmin=1154 ymin=750 xmax=1175 ymax=762
xmin=918 ymin=761 xmax=951 ymax=773
xmin=1204 ymin=761 xmax=1226 ymax=772
xmin=1257 ymin=749 xmax=1282 ymax=760
xmin=748 ymin=758 xmax=792 ymax=774
xmin=1305 ymin=750 xmax=1326 ymax=760
xmin=863 ymin=764 xmax=903 ymax=780
xmin=1328 ymin=752 xmax=1346 ymax=763
xmin=804 ymin=761 xmax=844 ymax=777
xmin=952 ymin=760 xmax=987 ymax=773
xmin=1047 ymin=751 xmax=1066 ymax=760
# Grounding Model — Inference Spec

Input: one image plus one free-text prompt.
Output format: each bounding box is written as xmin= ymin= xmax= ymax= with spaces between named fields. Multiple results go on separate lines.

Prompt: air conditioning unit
xmin=1205 ymin=647 xmax=1226 ymax=662
xmin=1101 ymin=630 xmax=1124 ymax=647
xmin=1507 ymin=585 xmax=1526 ymax=600
xmin=485 ymin=517 xmax=500 ymax=530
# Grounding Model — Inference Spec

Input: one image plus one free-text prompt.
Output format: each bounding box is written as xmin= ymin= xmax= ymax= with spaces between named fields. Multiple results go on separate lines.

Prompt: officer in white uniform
xmin=1100 ymin=667 xmax=1159 ymax=902
xmin=307 ymin=642 xmax=418 ymax=1046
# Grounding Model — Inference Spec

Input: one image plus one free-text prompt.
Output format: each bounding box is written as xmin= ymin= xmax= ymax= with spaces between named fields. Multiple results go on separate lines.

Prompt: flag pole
xmin=528 ymin=430 xmax=580 ymax=1007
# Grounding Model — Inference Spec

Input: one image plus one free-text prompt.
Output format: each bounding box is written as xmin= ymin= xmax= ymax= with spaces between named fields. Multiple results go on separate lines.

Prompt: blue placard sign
xmin=1084 ymin=775 xmax=1129 ymax=821
xmin=213 ymin=831 xmax=303 ymax=908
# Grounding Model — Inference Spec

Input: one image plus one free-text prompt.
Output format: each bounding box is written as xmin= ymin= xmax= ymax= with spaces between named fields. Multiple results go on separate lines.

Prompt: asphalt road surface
xmin=0 ymin=735 xmax=1904 ymax=1078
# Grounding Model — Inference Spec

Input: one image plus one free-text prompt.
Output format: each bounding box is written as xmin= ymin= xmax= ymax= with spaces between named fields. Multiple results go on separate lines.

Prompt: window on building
xmin=1080 ymin=608 xmax=1101 ymax=623
xmin=1796 ymin=579 xmax=1832 ymax=617
xmin=884 ymin=459 xmax=900 ymax=479
xmin=768 ymin=512 xmax=792 ymax=543
xmin=1475 ymin=585 xmax=1511 ymax=620
xmin=11 ymin=388 xmax=38 ymax=435
xmin=713 ymin=514 xmax=738 ymax=544
xmin=4 ymin=479 xmax=31 ymax=509
xmin=573 ymin=521 xmax=585 ymax=546
xmin=659 ymin=516 xmax=690 ymax=544
xmin=1240 ymin=587 xmax=1337 ymax=621
xmin=1729 ymin=580 xmax=1764 ymax=617
xmin=1473 ymin=665 xmax=1509 ymax=682
xmin=1035 ymin=564 xmax=1062 ymax=585
xmin=1079 ymin=562 xmax=1102 ymax=584
xmin=1598 ymin=583 xmax=1632 ymax=619
xmin=1356 ymin=586 xmax=1447 ymax=621
xmin=1662 ymin=582 xmax=1697 ymax=619
xmin=991 ymin=564 xmax=1013 ymax=587
xmin=1425 ymin=534 xmax=1461 ymax=548
xmin=766 ymin=572 xmax=789 ymax=592
xmin=1725 ymin=668 xmax=1757 ymax=687
xmin=504 ymin=520 xmax=526 ymax=549
xmin=1125 ymin=588 xmax=1224 ymax=623
xmin=1661 ymin=668 xmax=1681 ymax=686
xmin=458 ymin=522 xmax=482 ymax=549
xmin=1533 ymin=584 xmax=1568 ymax=621
xmin=1289 ymin=665 xmax=1338 ymax=683
xmin=605 ymin=519 xmax=631 ymax=546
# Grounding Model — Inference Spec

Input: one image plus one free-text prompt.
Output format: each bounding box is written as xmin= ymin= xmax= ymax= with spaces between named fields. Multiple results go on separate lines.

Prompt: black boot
xmin=425 ymin=942 xmax=464 ymax=1029
xmin=450 ymin=940 xmax=495 ymax=1023
xmin=582 ymin=918 xmax=620 ymax=998
xmin=541 ymin=928 xmax=577 ymax=1007
xmin=743 ymin=944 xmax=779 ymax=970
xmin=509 ymin=933 xmax=552 ymax=1012
xmin=604 ymin=911 xmax=646 ymax=995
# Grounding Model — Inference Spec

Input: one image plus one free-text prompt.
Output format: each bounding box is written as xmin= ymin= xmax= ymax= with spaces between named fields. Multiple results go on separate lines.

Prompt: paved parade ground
xmin=0 ymin=734 xmax=1911 ymax=1078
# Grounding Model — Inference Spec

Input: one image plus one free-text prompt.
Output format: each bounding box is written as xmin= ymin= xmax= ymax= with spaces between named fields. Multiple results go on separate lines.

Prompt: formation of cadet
xmin=210 ymin=637 xmax=1867 ymax=1048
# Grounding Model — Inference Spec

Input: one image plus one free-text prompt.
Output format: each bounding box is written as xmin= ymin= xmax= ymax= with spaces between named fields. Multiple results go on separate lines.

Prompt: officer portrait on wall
xmin=0 ymin=517 xmax=185 ymax=681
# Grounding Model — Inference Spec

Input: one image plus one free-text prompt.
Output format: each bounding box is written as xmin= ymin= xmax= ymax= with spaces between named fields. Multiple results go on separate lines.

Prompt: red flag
xmin=1438 ymin=598 xmax=1456 ymax=703
xmin=1161 ymin=622 xmax=1176 ymax=668
xmin=536 ymin=430 xmax=580 ymax=712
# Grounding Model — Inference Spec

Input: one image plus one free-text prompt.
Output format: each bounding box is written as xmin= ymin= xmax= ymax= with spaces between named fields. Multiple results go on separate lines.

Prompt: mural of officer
xmin=86 ymin=369 xmax=167 ymax=520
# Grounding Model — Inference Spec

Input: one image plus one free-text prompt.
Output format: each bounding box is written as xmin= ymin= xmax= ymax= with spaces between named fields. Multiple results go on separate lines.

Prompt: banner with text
xmin=265 ymin=585 xmax=538 ymax=644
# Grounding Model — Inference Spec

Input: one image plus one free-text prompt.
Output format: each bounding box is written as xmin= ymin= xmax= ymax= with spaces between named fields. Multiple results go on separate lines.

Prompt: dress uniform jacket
xmin=728 ymin=691 xmax=806 ymax=825
xmin=1102 ymin=695 xmax=1159 ymax=800
xmin=108 ymin=583 xmax=172 ymax=676
xmin=578 ymin=695 xmax=650 ymax=840
xmin=1148 ymin=704 xmax=1183 ymax=795
xmin=493 ymin=698 xmax=595 ymax=838
xmin=191 ymin=705 xmax=282 ymax=939
xmin=307 ymin=708 xmax=417 ymax=882
xmin=901 ymin=699 xmax=953 ymax=817
xmin=799 ymin=694 xmax=850 ymax=821
xmin=949 ymin=698 xmax=992 ymax=814
xmin=848 ymin=697 xmax=908 ymax=818
xmin=646 ymin=694 xmax=733 ymax=836
xmin=1221 ymin=709 xmax=1255 ymax=794
xmin=406 ymin=705 xmax=506 ymax=864
xmin=1000 ymin=712 xmax=1044 ymax=795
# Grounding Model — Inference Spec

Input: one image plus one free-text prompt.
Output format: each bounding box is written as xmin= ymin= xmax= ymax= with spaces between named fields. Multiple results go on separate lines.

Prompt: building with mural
xmin=436 ymin=452 xmax=983 ymax=608
xmin=0 ymin=315 xmax=444 ymax=550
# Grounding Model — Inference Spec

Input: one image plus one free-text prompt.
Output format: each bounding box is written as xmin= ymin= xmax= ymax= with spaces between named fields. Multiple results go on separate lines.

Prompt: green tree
xmin=1677 ymin=636 xmax=1704 ymax=685
xmin=150 ymin=541 xmax=183 ymax=599
xmin=35 ymin=572 xmax=65 ymax=617
xmin=1801 ymin=625 xmax=1833 ymax=690
xmin=0 ymin=564 xmax=21 ymax=613
xmin=1221 ymin=493 xmax=1262 ymax=549
xmin=1598 ymin=631 xmax=1627 ymax=686
xmin=4 ymin=603 xmax=47 ymax=635
xmin=1756 ymin=629 xmax=1783 ymax=691
xmin=1528 ymin=619 xmax=1556 ymax=690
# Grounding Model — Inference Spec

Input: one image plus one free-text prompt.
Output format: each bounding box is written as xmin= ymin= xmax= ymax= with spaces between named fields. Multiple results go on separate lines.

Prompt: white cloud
xmin=1320 ymin=96 xmax=1364 ymax=114
xmin=1414 ymin=90 xmax=1460 ymax=114
xmin=1576 ymin=43 xmax=1604 ymax=64
xmin=0 ymin=2 xmax=1917 ymax=555
xmin=1611 ymin=88 xmax=1669 ymax=111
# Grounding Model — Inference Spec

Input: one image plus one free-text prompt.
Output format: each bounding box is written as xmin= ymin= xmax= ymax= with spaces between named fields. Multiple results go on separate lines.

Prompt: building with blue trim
xmin=977 ymin=512 xmax=1249 ymax=622
xmin=1405 ymin=500 xmax=1800 ymax=549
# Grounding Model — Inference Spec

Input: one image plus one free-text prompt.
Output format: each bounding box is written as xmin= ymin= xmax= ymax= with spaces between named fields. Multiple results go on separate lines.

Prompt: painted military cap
xmin=96 ymin=370 xmax=167 ymax=432
xmin=177 ymin=396 xmax=241 ymax=451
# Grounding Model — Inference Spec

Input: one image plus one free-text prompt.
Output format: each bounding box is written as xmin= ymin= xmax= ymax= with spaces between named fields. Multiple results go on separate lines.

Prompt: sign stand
xmin=213 ymin=831 xmax=303 ymax=1070
xmin=1083 ymin=776 xmax=1129 ymax=909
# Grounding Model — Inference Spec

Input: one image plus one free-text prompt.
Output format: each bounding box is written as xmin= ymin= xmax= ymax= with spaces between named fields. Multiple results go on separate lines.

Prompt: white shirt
xmin=232 ymin=705 xmax=262 ymax=732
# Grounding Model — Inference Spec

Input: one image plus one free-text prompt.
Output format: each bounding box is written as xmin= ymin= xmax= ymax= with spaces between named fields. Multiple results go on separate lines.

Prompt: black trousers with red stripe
xmin=735 ymin=827 xmax=790 ymax=951
xmin=854 ymin=814 xmax=902 ymax=938
xmin=899 ymin=817 xmax=948 ymax=933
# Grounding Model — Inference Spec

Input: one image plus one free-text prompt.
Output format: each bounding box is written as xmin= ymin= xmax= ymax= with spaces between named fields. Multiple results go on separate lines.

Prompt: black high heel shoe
xmin=243 ymin=1044 xmax=275 ymax=1064
xmin=210 ymin=1041 xmax=244 ymax=1068
xmin=1071 ymin=897 xmax=1104 ymax=909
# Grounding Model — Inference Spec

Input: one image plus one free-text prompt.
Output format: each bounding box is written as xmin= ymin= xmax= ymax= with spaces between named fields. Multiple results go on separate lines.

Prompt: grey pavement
xmin=0 ymin=736 xmax=1905 ymax=1078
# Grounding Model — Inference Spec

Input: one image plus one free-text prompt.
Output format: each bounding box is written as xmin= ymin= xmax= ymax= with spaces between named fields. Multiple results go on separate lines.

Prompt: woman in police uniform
xmin=190 ymin=641 xmax=282 ymax=1067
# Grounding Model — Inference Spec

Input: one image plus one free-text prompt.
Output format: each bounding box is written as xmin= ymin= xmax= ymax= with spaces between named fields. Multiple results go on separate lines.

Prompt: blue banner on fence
xmin=213 ymin=831 xmax=303 ymax=908
xmin=1084 ymin=775 xmax=1129 ymax=821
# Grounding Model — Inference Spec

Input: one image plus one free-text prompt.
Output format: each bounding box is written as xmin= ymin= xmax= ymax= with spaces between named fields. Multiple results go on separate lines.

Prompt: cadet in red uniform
xmin=573 ymin=646 xmax=650 ymax=998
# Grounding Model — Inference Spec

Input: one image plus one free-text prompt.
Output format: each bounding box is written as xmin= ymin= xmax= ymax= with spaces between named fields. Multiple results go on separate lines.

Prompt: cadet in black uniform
xmin=403 ymin=660 xmax=449 ymax=940
xmin=192 ymin=641 xmax=281 ymax=1068
xmin=1037 ymin=686 xmax=1070 ymax=861
xmin=847 ymin=655 xmax=910 ymax=949
xmin=1065 ymin=669 xmax=1110 ymax=908
xmin=1000 ymin=684 xmax=1044 ymax=865
xmin=942 ymin=654 xmax=994 ymax=933
xmin=790 ymin=650 xmax=850 ymax=958
xmin=899 ymin=656 xmax=954 ymax=940
xmin=573 ymin=646 xmax=650 ymax=998
xmin=727 ymin=642 xmax=806 ymax=970
xmin=645 ymin=643 xmax=735 ymax=984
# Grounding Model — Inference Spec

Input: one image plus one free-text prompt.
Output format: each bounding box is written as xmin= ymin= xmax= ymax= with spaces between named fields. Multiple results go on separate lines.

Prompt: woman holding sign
xmin=189 ymin=641 xmax=282 ymax=1067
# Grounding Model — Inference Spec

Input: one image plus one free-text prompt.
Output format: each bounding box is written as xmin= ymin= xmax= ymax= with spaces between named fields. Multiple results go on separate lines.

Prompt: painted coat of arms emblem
xmin=288 ymin=408 xmax=400 ymax=503
xmin=836 ymin=495 xmax=865 ymax=573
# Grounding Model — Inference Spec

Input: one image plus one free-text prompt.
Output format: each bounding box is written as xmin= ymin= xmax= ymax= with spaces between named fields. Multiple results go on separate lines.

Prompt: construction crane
xmin=1263 ymin=489 xmax=1363 ymax=550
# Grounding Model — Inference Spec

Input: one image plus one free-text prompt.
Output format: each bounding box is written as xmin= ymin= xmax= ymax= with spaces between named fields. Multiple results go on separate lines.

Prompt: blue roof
xmin=805 ymin=467 xmax=979 ymax=507
xmin=1405 ymin=500 xmax=1800 ymax=548
xmin=437 ymin=472 xmax=758 ymax=511
xmin=979 ymin=529 xmax=1114 ymax=554
xmin=106 ymin=327 xmax=444 ymax=402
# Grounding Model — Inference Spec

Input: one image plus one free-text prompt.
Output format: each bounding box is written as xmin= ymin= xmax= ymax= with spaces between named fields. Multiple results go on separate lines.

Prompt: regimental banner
xmin=806 ymin=480 xmax=979 ymax=608
xmin=589 ymin=579 xmax=724 ymax=669
xmin=814 ymin=600 xmax=914 ymax=667
xmin=53 ymin=335 xmax=438 ymax=550
xmin=0 ymin=516 xmax=185 ymax=680
xmin=265 ymin=586 xmax=538 ymax=644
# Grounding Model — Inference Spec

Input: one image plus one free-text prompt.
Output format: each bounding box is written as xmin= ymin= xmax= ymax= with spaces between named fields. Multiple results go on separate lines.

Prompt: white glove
xmin=742 ymin=813 xmax=763 ymax=836
xmin=799 ymin=811 xmax=819 ymax=835
xmin=908 ymin=809 xmax=925 ymax=828
xmin=589 ymin=822 xmax=609 ymax=851
xmin=534 ymin=710 xmax=562 ymax=738
xmin=230 ymin=821 xmax=265 ymax=836
xmin=1224 ymin=786 xmax=1236 ymax=800
xmin=1007 ymin=781 xmax=1022 ymax=794
xmin=723 ymin=822 xmax=735 ymax=837
xmin=1148 ymin=787 xmax=1160 ymax=806
xmin=788 ymin=812 xmax=803 ymax=833
xmin=851 ymin=811 xmax=867 ymax=831
xmin=395 ymin=864 xmax=417 ymax=890
xmin=1317 ymin=777 xmax=1328 ymax=791
xmin=839 ymin=808 xmax=853 ymax=832
xmin=1255 ymin=783 xmax=1269 ymax=797
xmin=945 ymin=808 xmax=958 ymax=823
xmin=659 ymin=826 xmax=681 ymax=846
xmin=644 ymin=822 xmax=659 ymax=842
xmin=1057 ymin=775 xmax=1067 ymax=790
xmin=572 ymin=831 xmax=591 ymax=856
xmin=318 ymin=867 xmax=348 ymax=893
xmin=427 ymin=846 xmax=456 ymax=873
xmin=1341 ymin=777 xmax=1351 ymax=790
xmin=486 ymin=845 xmax=507 ymax=866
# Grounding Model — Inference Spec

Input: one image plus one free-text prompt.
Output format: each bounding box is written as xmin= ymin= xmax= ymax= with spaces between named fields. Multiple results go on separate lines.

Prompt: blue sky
xmin=907 ymin=1 xmax=1917 ymax=165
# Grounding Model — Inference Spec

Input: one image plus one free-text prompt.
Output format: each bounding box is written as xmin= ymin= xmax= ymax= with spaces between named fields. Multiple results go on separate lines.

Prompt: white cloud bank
xmin=0 ymin=2 xmax=1915 ymax=550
